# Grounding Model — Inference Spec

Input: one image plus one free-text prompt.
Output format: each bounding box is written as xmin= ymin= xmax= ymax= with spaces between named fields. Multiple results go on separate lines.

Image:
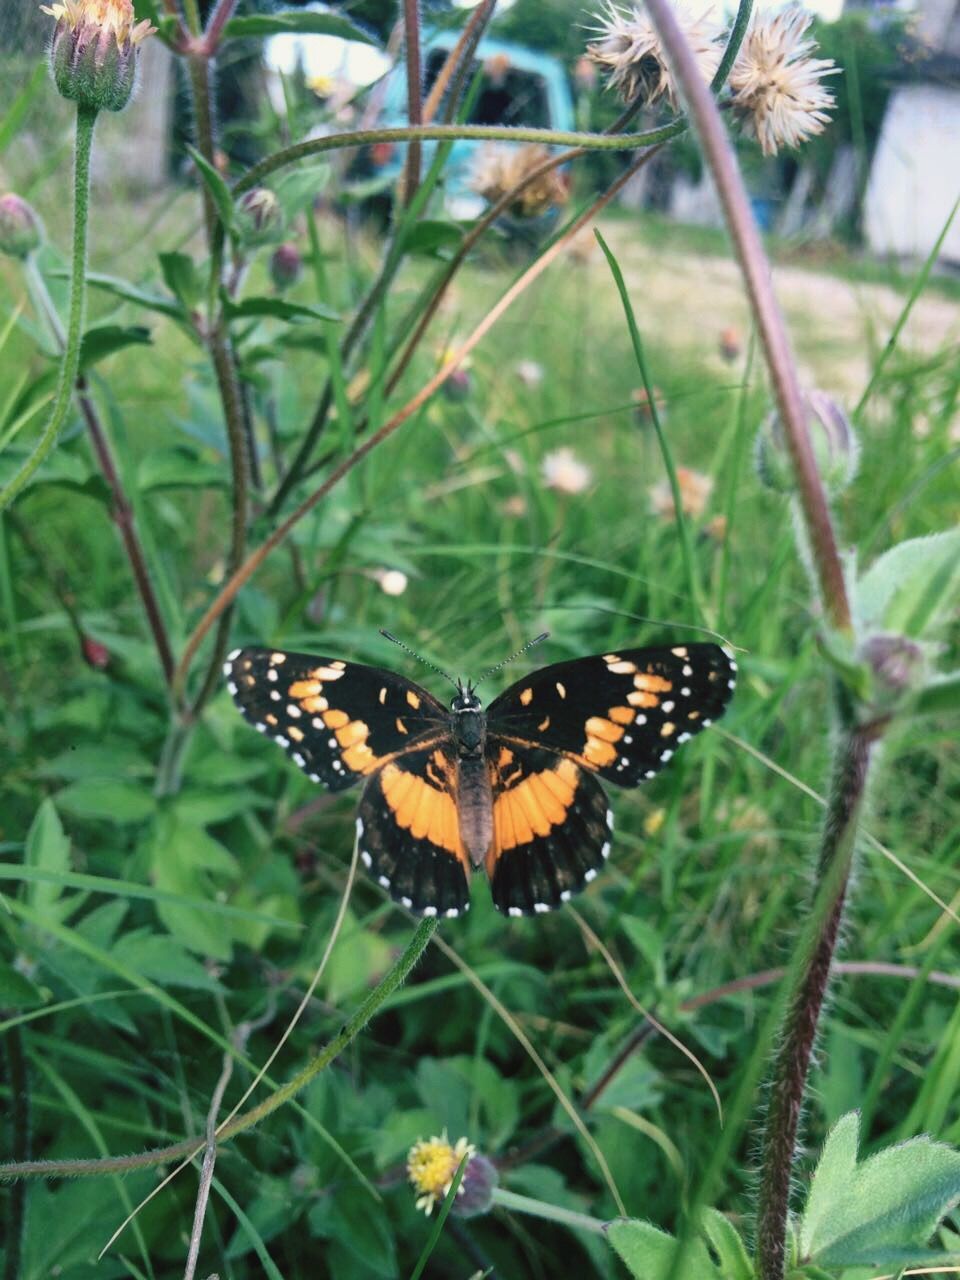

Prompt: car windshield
xmin=424 ymin=50 xmax=552 ymax=128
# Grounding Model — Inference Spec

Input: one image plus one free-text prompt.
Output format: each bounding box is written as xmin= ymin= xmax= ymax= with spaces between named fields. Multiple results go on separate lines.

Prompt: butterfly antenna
xmin=380 ymin=631 xmax=460 ymax=691
xmin=473 ymin=632 xmax=549 ymax=689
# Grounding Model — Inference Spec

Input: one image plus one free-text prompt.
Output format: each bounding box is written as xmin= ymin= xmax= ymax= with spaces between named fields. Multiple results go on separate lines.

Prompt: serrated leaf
xmin=701 ymin=1209 xmax=754 ymax=1280
xmin=24 ymin=799 xmax=70 ymax=922
xmin=158 ymin=251 xmax=203 ymax=309
xmin=856 ymin=530 xmax=960 ymax=638
xmin=83 ymin=271 xmax=184 ymax=320
xmin=800 ymin=1111 xmax=960 ymax=1266
xmin=223 ymin=9 xmax=378 ymax=45
xmin=78 ymin=324 xmax=152 ymax=371
xmin=606 ymin=1219 xmax=720 ymax=1279
xmin=56 ymin=779 xmax=155 ymax=824
xmin=186 ymin=144 xmax=236 ymax=233
xmin=224 ymin=294 xmax=339 ymax=324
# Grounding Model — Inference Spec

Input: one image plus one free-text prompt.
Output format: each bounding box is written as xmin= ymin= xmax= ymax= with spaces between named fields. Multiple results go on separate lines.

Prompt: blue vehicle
xmin=366 ymin=31 xmax=575 ymax=220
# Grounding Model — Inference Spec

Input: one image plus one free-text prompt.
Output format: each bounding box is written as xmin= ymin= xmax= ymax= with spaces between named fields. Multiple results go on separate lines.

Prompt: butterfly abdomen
xmin=457 ymin=755 xmax=493 ymax=866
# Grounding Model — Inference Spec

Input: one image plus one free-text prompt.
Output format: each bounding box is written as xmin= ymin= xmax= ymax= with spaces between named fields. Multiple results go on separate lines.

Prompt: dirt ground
xmin=601 ymin=221 xmax=959 ymax=401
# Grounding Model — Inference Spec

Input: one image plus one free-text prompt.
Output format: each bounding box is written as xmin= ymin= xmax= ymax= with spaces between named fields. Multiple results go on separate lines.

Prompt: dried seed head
xmin=42 ymin=0 xmax=155 ymax=113
xmin=729 ymin=8 xmax=838 ymax=156
xmin=470 ymin=144 xmax=569 ymax=219
xmin=0 ymin=194 xmax=44 ymax=259
xmin=586 ymin=1 xmax=722 ymax=111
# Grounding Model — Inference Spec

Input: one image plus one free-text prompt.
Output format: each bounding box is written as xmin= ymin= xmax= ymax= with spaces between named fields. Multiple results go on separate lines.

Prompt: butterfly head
xmin=451 ymin=680 xmax=482 ymax=713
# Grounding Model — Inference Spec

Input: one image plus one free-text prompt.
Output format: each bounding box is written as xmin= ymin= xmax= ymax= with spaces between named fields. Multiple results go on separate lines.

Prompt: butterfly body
xmin=225 ymin=642 xmax=736 ymax=918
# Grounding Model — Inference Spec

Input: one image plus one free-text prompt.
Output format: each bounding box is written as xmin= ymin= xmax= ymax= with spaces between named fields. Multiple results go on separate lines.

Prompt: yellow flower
xmin=41 ymin=0 xmax=154 ymax=48
xmin=407 ymin=1134 xmax=475 ymax=1215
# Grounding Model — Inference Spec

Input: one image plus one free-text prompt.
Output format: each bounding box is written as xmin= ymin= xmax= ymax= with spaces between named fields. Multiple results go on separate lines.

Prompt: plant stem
xmin=0 ymin=104 xmax=97 ymax=514
xmin=201 ymin=0 xmax=239 ymax=53
xmin=0 ymin=919 xmax=436 ymax=1180
xmin=754 ymin=723 xmax=875 ymax=1279
xmin=401 ymin=0 xmax=423 ymax=205
xmin=422 ymin=0 xmax=496 ymax=123
xmin=492 ymin=1188 xmax=608 ymax=1235
xmin=642 ymin=0 xmax=852 ymax=636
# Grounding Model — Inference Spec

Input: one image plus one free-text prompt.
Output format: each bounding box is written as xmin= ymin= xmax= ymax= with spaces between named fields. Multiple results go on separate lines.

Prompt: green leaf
xmin=701 ymin=1209 xmax=754 ymax=1280
xmin=402 ymin=220 xmax=463 ymax=257
xmin=856 ymin=530 xmax=960 ymax=638
xmin=56 ymin=779 xmax=155 ymax=824
xmin=24 ymin=799 xmax=70 ymax=922
xmin=149 ymin=810 xmax=238 ymax=961
xmin=0 ymin=961 xmax=45 ymax=1008
xmin=224 ymin=295 xmax=339 ymax=324
xmin=800 ymin=1111 xmax=960 ymax=1267
xmin=82 ymin=271 xmax=185 ymax=320
xmin=914 ymin=670 xmax=960 ymax=717
xmin=274 ymin=164 xmax=332 ymax=219
xmin=186 ymin=144 xmax=236 ymax=234
xmin=329 ymin=1183 xmax=397 ymax=1277
xmin=606 ymin=1219 xmax=720 ymax=1279
xmin=136 ymin=447 xmax=227 ymax=492
xmin=111 ymin=929 xmax=223 ymax=991
xmin=223 ymin=9 xmax=378 ymax=46
xmin=78 ymin=323 xmax=151 ymax=371
xmin=158 ymin=251 xmax=204 ymax=309
xmin=324 ymin=915 xmax=393 ymax=1004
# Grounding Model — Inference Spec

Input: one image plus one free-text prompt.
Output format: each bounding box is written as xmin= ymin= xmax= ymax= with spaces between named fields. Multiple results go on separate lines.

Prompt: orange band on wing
xmin=489 ymin=758 xmax=580 ymax=871
xmin=380 ymin=761 xmax=464 ymax=856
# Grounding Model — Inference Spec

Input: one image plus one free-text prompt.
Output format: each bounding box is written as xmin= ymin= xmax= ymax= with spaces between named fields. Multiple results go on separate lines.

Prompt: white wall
xmin=864 ymin=83 xmax=960 ymax=263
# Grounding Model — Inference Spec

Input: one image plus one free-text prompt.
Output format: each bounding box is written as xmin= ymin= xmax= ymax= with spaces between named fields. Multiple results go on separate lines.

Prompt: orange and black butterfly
xmin=224 ymin=641 xmax=736 ymax=919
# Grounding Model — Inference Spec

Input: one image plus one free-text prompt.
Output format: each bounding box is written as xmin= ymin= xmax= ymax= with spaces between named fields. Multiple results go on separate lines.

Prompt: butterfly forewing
xmin=224 ymin=647 xmax=448 ymax=792
xmin=486 ymin=644 xmax=736 ymax=788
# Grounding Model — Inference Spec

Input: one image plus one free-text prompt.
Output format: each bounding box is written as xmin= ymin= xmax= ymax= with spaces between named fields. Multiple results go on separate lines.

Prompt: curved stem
xmin=642 ymin=0 xmax=852 ymax=636
xmin=0 ymin=918 xmax=437 ymax=1182
xmin=0 ymin=105 xmax=97 ymax=513
xmin=234 ymin=120 xmax=683 ymax=194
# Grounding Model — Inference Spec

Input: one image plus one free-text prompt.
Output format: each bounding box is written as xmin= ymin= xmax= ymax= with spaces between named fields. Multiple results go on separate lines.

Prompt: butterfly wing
xmin=486 ymin=644 xmax=736 ymax=787
xmin=225 ymin=647 xmax=471 ymax=916
xmin=224 ymin=647 xmax=449 ymax=792
xmin=485 ymin=741 xmax=611 ymax=917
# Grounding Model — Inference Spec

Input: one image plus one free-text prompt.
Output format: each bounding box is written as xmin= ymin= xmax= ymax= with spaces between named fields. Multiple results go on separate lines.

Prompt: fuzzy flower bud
xmin=755 ymin=390 xmax=859 ymax=496
xmin=860 ymin=633 xmax=926 ymax=705
xmin=236 ymin=188 xmax=283 ymax=247
xmin=270 ymin=241 xmax=302 ymax=291
xmin=0 ymin=194 xmax=44 ymax=259
xmin=42 ymin=0 xmax=155 ymax=114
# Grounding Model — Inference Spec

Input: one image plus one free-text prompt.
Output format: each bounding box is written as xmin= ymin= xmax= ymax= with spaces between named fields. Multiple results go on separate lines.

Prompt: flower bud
xmin=755 ymin=390 xmax=859 ymax=496
xmin=81 ymin=633 xmax=110 ymax=669
xmin=861 ymin=633 xmax=926 ymax=702
xmin=0 ymin=194 xmax=44 ymax=259
xmin=270 ymin=241 xmax=302 ymax=291
xmin=452 ymin=1153 xmax=499 ymax=1219
xmin=236 ymin=188 xmax=284 ymax=247
xmin=43 ymin=0 xmax=155 ymax=114
xmin=443 ymin=366 xmax=471 ymax=402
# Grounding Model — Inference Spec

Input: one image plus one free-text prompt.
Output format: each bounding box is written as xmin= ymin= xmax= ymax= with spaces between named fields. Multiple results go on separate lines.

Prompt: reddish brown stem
xmin=401 ymin=0 xmax=423 ymax=206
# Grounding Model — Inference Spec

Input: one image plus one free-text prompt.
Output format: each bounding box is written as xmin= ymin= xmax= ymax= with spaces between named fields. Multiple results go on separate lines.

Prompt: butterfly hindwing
xmin=224 ymin=647 xmax=448 ymax=792
xmin=357 ymin=741 xmax=471 ymax=917
xmin=486 ymin=741 xmax=612 ymax=916
xmin=486 ymin=644 xmax=736 ymax=788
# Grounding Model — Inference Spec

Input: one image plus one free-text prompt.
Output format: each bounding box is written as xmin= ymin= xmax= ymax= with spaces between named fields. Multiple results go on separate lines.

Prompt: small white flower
xmin=729 ymin=8 xmax=838 ymax=156
xmin=542 ymin=447 xmax=593 ymax=495
xmin=374 ymin=569 xmax=408 ymax=596
xmin=587 ymin=0 xmax=722 ymax=111
xmin=515 ymin=360 xmax=545 ymax=390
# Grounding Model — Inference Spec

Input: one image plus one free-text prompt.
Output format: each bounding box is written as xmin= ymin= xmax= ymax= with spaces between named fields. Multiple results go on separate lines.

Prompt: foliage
xmin=1 ymin=2 xmax=959 ymax=1279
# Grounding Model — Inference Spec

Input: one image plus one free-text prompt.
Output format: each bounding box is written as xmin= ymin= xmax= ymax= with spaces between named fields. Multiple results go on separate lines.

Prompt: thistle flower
xmin=407 ymin=1134 xmax=477 ymax=1216
xmin=0 ymin=194 xmax=43 ymax=260
xmin=729 ymin=9 xmax=837 ymax=157
xmin=470 ymin=145 xmax=569 ymax=219
xmin=587 ymin=1 xmax=722 ymax=111
xmin=542 ymin=447 xmax=593 ymax=495
xmin=42 ymin=0 xmax=155 ymax=113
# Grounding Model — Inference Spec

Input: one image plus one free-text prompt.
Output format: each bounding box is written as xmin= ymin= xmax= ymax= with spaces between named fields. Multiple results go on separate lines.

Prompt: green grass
xmin=1 ymin=58 xmax=959 ymax=1280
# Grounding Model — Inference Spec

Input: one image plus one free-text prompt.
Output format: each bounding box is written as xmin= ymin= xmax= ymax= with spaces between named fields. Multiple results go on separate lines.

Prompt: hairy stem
xmin=642 ymin=0 xmax=852 ymax=635
xmin=0 ymin=105 xmax=97 ymax=513
xmin=754 ymin=724 xmax=875 ymax=1279
xmin=0 ymin=919 xmax=437 ymax=1182
xmin=401 ymin=0 xmax=423 ymax=205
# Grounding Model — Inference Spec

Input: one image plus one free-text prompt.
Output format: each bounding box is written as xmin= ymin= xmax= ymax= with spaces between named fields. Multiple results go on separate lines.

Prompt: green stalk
xmin=0 ymin=918 xmax=436 ymax=1180
xmin=0 ymin=104 xmax=97 ymax=513
xmin=491 ymin=1188 xmax=607 ymax=1235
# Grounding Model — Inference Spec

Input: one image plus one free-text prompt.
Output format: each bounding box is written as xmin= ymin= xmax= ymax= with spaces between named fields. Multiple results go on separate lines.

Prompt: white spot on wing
xmin=423 ymin=906 xmax=438 ymax=918
xmin=682 ymin=664 xmax=692 ymax=677
xmin=360 ymin=851 xmax=372 ymax=869
xmin=661 ymin=749 xmax=673 ymax=762
xmin=662 ymin=701 xmax=674 ymax=713
xmin=378 ymin=875 xmax=391 ymax=888
xmin=606 ymin=810 xmax=614 ymax=830
xmin=292 ymin=752 xmax=305 ymax=766
xmin=227 ymin=648 xmax=242 ymax=662
xmin=508 ymin=906 xmax=523 ymax=918
xmin=601 ymin=842 xmax=611 ymax=860
xmin=400 ymin=896 xmax=413 ymax=909
xmin=227 ymin=681 xmax=238 ymax=695
xmin=287 ymin=704 xmax=302 ymax=718
xmin=444 ymin=907 xmax=460 ymax=918
xmin=267 ymin=668 xmax=278 ymax=682
xmin=270 ymin=690 xmax=281 ymax=702
xmin=533 ymin=902 xmax=550 ymax=914
xmin=560 ymin=889 xmax=572 ymax=902
xmin=584 ymin=868 xmax=598 ymax=882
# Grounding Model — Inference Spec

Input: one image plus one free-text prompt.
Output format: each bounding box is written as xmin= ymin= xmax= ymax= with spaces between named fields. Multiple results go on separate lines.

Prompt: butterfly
xmin=224 ymin=642 xmax=736 ymax=919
